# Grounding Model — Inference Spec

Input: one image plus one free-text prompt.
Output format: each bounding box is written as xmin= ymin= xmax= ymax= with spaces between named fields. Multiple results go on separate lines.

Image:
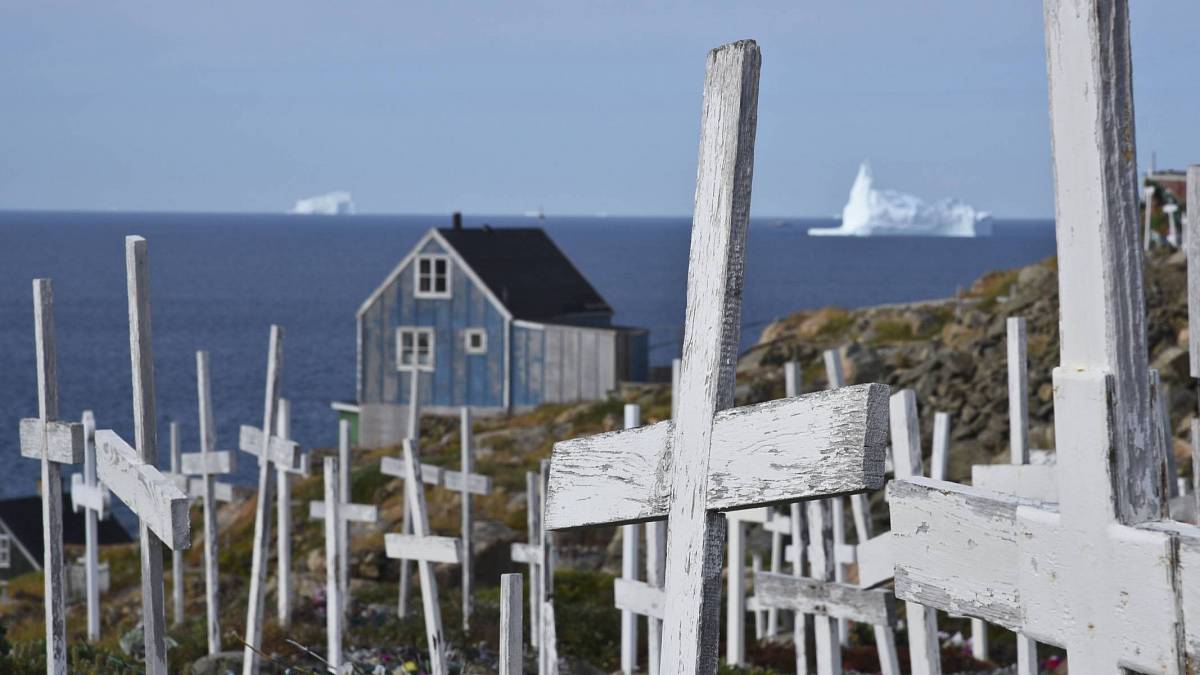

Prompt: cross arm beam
xmin=238 ymin=425 xmax=300 ymax=470
xmin=384 ymin=533 xmax=461 ymax=564
xmin=95 ymin=430 xmax=191 ymax=551
xmin=180 ymin=450 xmax=235 ymax=476
xmin=753 ymin=571 xmax=895 ymax=626
xmin=615 ymin=578 xmax=665 ymax=620
xmin=20 ymin=418 xmax=84 ymax=464
xmin=546 ymin=383 xmax=889 ymax=529
xmin=310 ymin=501 xmax=378 ymax=523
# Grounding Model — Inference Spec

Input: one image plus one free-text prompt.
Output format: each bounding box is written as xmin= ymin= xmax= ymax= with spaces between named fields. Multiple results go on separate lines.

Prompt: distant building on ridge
xmin=344 ymin=213 xmax=648 ymax=448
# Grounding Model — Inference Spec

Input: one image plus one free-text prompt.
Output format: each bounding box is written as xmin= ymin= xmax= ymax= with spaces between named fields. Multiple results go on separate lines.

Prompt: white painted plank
xmin=753 ymin=572 xmax=894 ymax=626
xmin=1188 ymin=166 xmax=1200 ymax=378
xmin=726 ymin=516 xmax=746 ymax=666
xmin=397 ymin=440 xmax=449 ymax=675
xmin=615 ymin=578 xmax=666 ymax=620
xmin=238 ymin=425 xmax=299 ymax=471
xmin=1007 ymin=317 xmax=1029 ymax=463
xmin=620 ymin=404 xmax=641 ymax=675
xmin=852 ymin=534 xmax=892 ymax=590
xmin=80 ymin=410 xmax=102 ymax=642
xmin=20 ymin=418 xmax=85 ymax=464
xmin=931 ymin=412 xmax=949 ymax=482
xmin=338 ymin=419 xmax=352 ymax=615
xmin=788 ymin=502 xmax=809 ymax=675
xmin=500 ymin=573 xmax=523 ymax=675
xmin=323 ymin=457 xmax=343 ymax=671
xmin=180 ymin=450 xmax=234 ymax=476
xmin=71 ymin=475 xmax=110 ymax=516
xmin=461 ymin=407 xmax=476 ymax=633
xmin=806 ymin=500 xmax=842 ymax=675
xmin=242 ymin=325 xmax=283 ymax=675
xmin=970 ymin=464 xmax=1058 ymax=503
xmin=547 ymin=385 xmax=888 ymax=529
xmin=186 ymin=478 xmax=233 ymax=503
xmin=94 ymin=430 xmax=190 ymax=551
xmin=195 ymin=350 xmax=223 ymax=656
xmin=275 ymin=398 xmax=294 ymax=628
xmin=310 ymin=501 xmax=379 ymax=523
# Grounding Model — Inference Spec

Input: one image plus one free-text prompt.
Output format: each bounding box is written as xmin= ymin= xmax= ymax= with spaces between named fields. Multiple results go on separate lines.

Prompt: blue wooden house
xmin=354 ymin=219 xmax=648 ymax=447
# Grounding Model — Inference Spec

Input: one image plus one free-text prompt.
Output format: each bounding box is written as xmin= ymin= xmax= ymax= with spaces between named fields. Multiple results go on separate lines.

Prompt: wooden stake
xmin=193 ymin=350 xmax=231 ymax=656
xmin=500 ymin=573 xmax=523 ymax=675
xmin=620 ymin=404 xmax=641 ymax=675
xmin=169 ymin=422 xmax=185 ymax=627
xmin=323 ymin=457 xmax=343 ymax=671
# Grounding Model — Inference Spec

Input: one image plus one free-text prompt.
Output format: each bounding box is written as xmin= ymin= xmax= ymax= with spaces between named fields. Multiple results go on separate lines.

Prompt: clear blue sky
xmin=2 ymin=2 xmax=1197 ymax=218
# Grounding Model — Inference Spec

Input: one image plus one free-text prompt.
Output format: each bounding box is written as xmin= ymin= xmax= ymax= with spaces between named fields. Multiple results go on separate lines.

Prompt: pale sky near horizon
xmin=1 ymin=2 xmax=1197 ymax=219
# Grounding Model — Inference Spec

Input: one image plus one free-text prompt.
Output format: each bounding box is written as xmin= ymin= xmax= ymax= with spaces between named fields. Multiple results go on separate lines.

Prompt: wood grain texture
xmin=655 ymin=40 xmax=759 ymax=675
xmin=124 ymin=236 xmax=173 ymax=675
xmin=20 ymin=418 xmax=84 ymax=464
xmin=242 ymin=325 xmax=283 ymax=675
xmin=1044 ymin=0 xmax=1157 ymax=523
xmin=30 ymin=278 xmax=68 ymax=672
xmin=547 ymin=384 xmax=888 ymax=529
xmin=500 ymin=573 xmax=523 ymax=675
xmin=323 ymin=458 xmax=343 ymax=671
xmin=195 ymin=350 xmax=222 ymax=655
xmin=753 ymin=572 xmax=894 ymax=626
xmin=95 ymin=430 xmax=191 ymax=550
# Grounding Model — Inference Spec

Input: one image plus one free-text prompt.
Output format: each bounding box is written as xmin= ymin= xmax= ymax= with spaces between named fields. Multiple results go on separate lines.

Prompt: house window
xmin=464 ymin=328 xmax=487 ymax=354
xmin=397 ymin=327 xmax=435 ymax=371
xmin=414 ymin=255 xmax=451 ymax=299
xmin=0 ymin=534 xmax=10 ymax=569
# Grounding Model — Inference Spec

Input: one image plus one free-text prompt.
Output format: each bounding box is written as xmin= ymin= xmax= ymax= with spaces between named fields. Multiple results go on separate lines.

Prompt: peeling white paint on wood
xmin=242 ymin=325 xmax=283 ymax=675
xmin=753 ymin=572 xmax=894 ymax=626
xmin=546 ymin=384 xmax=888 ymax=529
xmin=20 ymin=419 xmax=84 ymax=464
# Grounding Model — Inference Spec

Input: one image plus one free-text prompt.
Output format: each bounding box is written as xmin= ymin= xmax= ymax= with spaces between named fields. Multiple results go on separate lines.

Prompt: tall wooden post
xmin=169 ymin=422 xmax=185 ymax=627
xmin=324 ymin=457 xmax=343 ymax=671
xmin=500 ymin=573 xmax=523 ymax=675
xmin=620 ymin=404 xmax=641 ymax=675
xmin=277 ymin=397 xmax=293 ymax=628
xmin=461 ymin=407 xmax=475 ymax=632
xmin=195 ymin=351 xmax=224 ymax=655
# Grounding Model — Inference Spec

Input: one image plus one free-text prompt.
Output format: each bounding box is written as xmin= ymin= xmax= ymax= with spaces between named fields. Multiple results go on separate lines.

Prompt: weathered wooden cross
xmin=545 ymin=41 xmax=887 ymax=675
xmin=888 ymin=3 xmax=1200 ymax=671
xmin=511 ymin=461 xmax=558 ymax=675
xmin=310 ymin=419 xmax=379 ymax=618
xmin=186 ymin=350 xmax=237 ymax=655
xmin=383 ymin=438 xmax=459 ymax=675
xmin=19 ymin=278 xmax=84 ymax=672
xmin=93 ymin=236 xmax=192 ymax=674
xmin=380 ymin=367 xmax=422 ymax=618
xmin=71 ymin=409 xmax=109 ymax=642
xmin=273 ymin=398 xmax=309 ymax=628
xmin=321 ymin=456 xmax=345 ymax=672
xmin=241 ymin=325 xmax=289 ymax=675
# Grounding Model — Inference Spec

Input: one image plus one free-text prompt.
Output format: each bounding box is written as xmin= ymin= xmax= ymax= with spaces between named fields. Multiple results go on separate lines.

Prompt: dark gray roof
xmin=0 ymin=493 xmax=133 ymax=559
xmin=438 ymin=227 xmax=612 ymax=322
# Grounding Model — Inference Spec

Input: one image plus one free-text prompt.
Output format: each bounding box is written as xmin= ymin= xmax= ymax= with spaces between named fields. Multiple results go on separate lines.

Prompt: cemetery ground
xmin=0 ymin=247 xmax=1191 ymax=674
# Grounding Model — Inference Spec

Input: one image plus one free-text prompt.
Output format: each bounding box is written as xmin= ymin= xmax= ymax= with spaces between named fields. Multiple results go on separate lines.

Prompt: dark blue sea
xmin=0 ymin=211 xmax=1056 ymax=501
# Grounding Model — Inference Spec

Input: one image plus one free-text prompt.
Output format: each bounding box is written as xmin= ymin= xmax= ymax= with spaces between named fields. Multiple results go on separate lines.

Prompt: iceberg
xmin=808 ymin=162 xmax=992 ymax=237
xmin=289 ymin=191 xmax=355 ymax=215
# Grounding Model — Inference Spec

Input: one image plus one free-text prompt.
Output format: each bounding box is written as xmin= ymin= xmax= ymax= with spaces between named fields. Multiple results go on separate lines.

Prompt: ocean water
xmin=0 ymin=210 xmax=1056 ymax=500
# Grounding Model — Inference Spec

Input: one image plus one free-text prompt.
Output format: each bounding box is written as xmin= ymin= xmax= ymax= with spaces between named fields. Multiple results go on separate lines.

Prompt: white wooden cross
xmin=71 ymin=409 xmax=110 ymax=642
xmin=383 ymin=439 xmax=459 ymax=675
xmin=186 ymin=350 xmax=237 ymax=655
xmin=93 ymin=235 xmax=192 ymax=674
xmin=1165 ymin=203 xmax=1181 ymax=248
xmin=241 ymin=324 xmax=288 ymax=675
xmin=380 ymin=368 xmax=422 ymax=618
xmin=619 ymin=404 xmax=642 ymax=675
xmin=545 ymin=40 xmax=888 ymax=675
xmin=511 ymin=460 xmax=558 ymax=675
xmin=274 ymin=397 xmax=309 ymax=628
xmin=888 ymin=4 xmax=1198 ymax=671
xmin=309 ymin=419 xmax=379 ymax=619
xmin=166 ymin=421 xmax=187 ymax=627
xmin=1144 ymin=185 xmax=1156 ymax=251
xmin=19 ymin=277 xmax=84 ymax=672
xmin=499 ymin=573 xmax=523 ymax=675
xmin=322 ymin=456 xmax=344 ymax=672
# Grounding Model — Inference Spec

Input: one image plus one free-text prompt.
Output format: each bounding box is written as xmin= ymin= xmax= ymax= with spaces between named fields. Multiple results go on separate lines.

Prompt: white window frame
xmin=396 ymin=327 xmax=436 ymax=371
xmin=413 ymin=254 xmax=452 ymax=299
xmin=464 ymin=328 xmax=487 ymax=354
xmin=0 ymin=534 xmax=10 ymax=569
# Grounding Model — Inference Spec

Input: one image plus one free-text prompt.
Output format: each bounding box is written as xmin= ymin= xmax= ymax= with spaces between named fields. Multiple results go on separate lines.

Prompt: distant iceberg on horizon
xmin=289 ymin=191 xmax=355 ymax=215
xmin=808 ymin=162 xmax=992 ymax=237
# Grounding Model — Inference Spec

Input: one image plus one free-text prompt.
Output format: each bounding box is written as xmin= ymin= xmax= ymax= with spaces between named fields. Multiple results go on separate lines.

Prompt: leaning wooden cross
xmin=71 ymin=409 xmax=110 ymax=643
xmin=93 ymin=236 xmax=192 ymax=674
xmin=379 ymin=368 xmax=422 ymax=617
xmin=545 ymin=40 xmax=887 ymax=675
xmin=889 ymin=3 xmax=1200 ymax=671
xmin=240 ymin=325 xmax=293 ymax=675
xmin=185 ymin=350 xmax=237 ymax=655
xmin=384 ymin=439 xmax=459 ymax=675
xmin=310 ymin=419 xmax=379 ymax=618
xmin=19 ymin=278 xmax=84 ymax=672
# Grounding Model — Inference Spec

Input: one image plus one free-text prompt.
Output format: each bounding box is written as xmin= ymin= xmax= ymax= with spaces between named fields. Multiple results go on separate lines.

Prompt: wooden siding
xmin=512 ymin=323 xmax=619 ymax=406
xmin=360 ymin=239 xmax=506 ymax=408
